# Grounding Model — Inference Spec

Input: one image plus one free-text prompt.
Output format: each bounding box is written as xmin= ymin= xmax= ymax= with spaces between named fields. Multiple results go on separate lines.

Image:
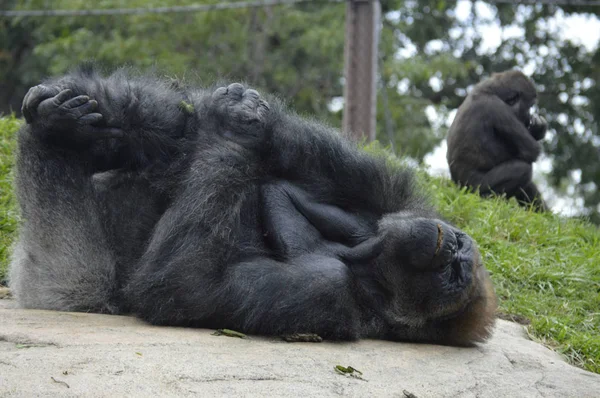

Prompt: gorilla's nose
xmin=430 ymin=222 xmax=459 ymax=270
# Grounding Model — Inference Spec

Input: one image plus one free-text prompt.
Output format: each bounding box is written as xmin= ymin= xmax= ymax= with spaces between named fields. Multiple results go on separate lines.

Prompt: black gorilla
xmin=9 ymin=66 xmax=496 ymax=345
xmin=446 ymin=70 xmax=548 ymax=211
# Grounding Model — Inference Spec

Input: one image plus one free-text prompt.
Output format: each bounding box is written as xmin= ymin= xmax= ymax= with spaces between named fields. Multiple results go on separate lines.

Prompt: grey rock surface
xmin=0 ymin=299 xmax=598 ymax=397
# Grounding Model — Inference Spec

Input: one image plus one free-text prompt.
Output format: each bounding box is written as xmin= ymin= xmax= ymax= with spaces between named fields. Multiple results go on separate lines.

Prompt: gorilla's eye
xmin=505 ymin=94 xmax=519 ymax=106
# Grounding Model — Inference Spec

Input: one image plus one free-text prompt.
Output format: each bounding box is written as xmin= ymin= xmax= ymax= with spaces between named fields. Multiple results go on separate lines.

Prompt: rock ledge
xmin=1 ymin=300 xmax=598 ymax=397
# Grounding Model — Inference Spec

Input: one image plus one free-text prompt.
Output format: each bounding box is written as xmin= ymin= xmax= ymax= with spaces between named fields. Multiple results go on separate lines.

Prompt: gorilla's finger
xmin=258 ymin=99 xmax=270 ymax=112
xmin=25 ymin=85 xmax=60 ymax=109
xmin=71 ymin=100 xmax=99 ymax=118
xmin=78 ymin=113 xmax=104 ymax=125
xmin=37 ymin=97 xmax=61 ymax=115
xmin=212 ymin=86 xmax=227 ymax=99
xmin=53 ymin=89 xmax=74 ymax=105
xmin=337 ymin=236 xmax=385 ymax=264
xmin=243 ymin=89 xmax=260 ymax=100
xmin=21 ymin=93 xmax=34 ymax=123
xmin=61 ymin=95 xmax=90 ymax=109
xmin=21 ymin=88 xmax=35 ymax=116
xmin=22 ymin=85 xmax=60 ymax=123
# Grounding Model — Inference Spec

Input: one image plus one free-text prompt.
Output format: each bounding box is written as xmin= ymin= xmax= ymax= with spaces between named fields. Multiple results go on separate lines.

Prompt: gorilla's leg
xmin=261 ymin=181 xmax=383 ymax=263
xmin=515 ymin=181 xmax=549 ymax=212
xmin=11 ymin=72 xmax=193 ymax=312
xmin=10 ymin=86 xmax=122 ymax=313
xmin=466 ymin=160 xmax=547 ymax=211
xmin=466 ymin=159 xmax=533 ymax=198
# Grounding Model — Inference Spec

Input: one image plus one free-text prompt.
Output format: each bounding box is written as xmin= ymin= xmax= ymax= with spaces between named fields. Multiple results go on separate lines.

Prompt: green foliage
xmin=0 ymin=116 xmax=19 ymax=282
xmin=4 ymin=1 xmax=599 ymax=220
xmin=2 ymin=0 xmax=347 ymax=123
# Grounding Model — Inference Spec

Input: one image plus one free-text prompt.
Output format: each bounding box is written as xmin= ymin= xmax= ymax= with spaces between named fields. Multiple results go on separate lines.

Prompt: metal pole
xmin=342 ymin=0 xmax=380 ymax=142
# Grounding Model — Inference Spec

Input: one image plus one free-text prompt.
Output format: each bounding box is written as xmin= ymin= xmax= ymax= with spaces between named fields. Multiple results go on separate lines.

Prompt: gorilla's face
xmin=374 ymin=216 xmax=497 ymax=343
xmin=501 ymin=91 xmax=536 ymax=128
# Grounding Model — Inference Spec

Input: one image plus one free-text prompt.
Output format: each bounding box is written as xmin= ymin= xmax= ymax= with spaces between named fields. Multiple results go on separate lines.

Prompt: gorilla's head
xmin=372 ymin=216 xmax=497 ymax=346
xmin=477 ymin=70 xmax=538 ymax=127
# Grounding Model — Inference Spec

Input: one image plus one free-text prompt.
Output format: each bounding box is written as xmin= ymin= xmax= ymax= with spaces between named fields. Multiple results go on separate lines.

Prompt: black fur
xmin=446 ymin=70 xmax=548 ymax=211
xmin=10 ymin=66 xmax=496 ymax=345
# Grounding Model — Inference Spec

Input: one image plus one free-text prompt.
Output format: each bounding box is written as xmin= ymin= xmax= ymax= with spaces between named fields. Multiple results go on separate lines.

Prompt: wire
xmin=1 ymin=0 xmax=598 ymax=18
xmin=486 ymin=0 xmax=600 ymax=5
xmin=0 ymin=0 xmax=343 ymax=18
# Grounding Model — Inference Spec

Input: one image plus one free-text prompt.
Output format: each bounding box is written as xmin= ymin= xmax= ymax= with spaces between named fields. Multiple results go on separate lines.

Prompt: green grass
xmin=0 ymin=116 xmax=20 ymax=284
xmin=425 ymin=175 xmax=600 ymax=374
xmin=0 ymin=116 xmax=599 ymax=373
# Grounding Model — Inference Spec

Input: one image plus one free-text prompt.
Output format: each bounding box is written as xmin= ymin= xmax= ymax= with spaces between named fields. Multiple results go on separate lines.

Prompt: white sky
xmin=423 ymin=1 xmax=600 ymax=215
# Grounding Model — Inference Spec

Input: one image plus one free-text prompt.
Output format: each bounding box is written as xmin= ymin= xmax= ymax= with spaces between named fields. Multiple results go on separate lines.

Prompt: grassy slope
xmin=0 ymin=116 xmax=598 ymax=373
xmin=0 ymin=116 xmax=19 ymax=284
xmin=426 ymin=175 xmax=600 ymax=373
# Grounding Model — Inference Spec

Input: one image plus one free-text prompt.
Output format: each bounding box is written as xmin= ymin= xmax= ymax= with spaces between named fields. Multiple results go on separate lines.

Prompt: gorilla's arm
xmin=261 ymin=181 xmax=383 ymax=263
xmin=262 ymin=105 xmax=428 ymax=217
xmin=483 ymin=96 xmax=541 ymax=163
xmin=13 ymin=89 xmax=126 ymax=312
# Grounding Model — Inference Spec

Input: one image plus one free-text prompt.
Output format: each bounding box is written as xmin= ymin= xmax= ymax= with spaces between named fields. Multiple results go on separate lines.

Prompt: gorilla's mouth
xmin=431 ymin=229 xmax=482 ymax=319
xmin=436 ymin=233 xmax=489 ymax=321
xmin=448 ymin=231 xmax=477 ymax=286
xmin=433 ymin=225 xmax=476 ymax=291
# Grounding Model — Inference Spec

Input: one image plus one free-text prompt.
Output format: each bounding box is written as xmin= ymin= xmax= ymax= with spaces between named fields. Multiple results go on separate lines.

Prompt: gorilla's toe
xmin=226 ymin=82 xmax=245 ymax=98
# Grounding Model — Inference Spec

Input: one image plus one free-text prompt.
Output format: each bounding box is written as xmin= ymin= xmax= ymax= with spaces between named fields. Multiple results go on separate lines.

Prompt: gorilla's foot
xmin=22 ymin=85 xmax=123 ymax=142
xmin=212 ymin=83 xmax=270 ymax=123
xmin=210 ymin=83 xmax=270 ymax=149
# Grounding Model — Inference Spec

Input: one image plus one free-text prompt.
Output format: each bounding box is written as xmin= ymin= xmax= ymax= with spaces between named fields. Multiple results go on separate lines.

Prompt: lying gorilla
xmin=9 ymin=66 xmax=496 ymax=345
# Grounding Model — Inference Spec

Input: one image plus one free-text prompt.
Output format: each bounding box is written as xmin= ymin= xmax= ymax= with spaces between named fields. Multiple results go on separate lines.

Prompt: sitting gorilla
xmin=9 ymin=65 xmax=496 ymax=346
xmin=446 ymin=70 xmax=548 ymax=211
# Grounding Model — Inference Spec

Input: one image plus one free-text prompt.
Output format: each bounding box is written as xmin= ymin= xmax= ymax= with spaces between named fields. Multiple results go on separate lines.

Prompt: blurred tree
xmin=0 ymin=0 xmax=599 ymax=220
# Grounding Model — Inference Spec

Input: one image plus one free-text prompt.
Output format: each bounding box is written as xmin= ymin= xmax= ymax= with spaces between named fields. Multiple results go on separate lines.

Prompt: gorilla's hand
xmin=210 ymin=83 xmax=270 ymax=149
xmin=22 ymin=85 xmax=123 ymax=142
xmin=528 ymin=114 xmax=547 ymax=141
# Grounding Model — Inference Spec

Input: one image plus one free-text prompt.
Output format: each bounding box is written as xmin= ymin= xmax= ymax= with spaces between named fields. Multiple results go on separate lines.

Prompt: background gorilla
xmin=446 ymin=70 xmax=548 ymax=211
xmin=9 ymin=66 xmax=496 ymax=346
